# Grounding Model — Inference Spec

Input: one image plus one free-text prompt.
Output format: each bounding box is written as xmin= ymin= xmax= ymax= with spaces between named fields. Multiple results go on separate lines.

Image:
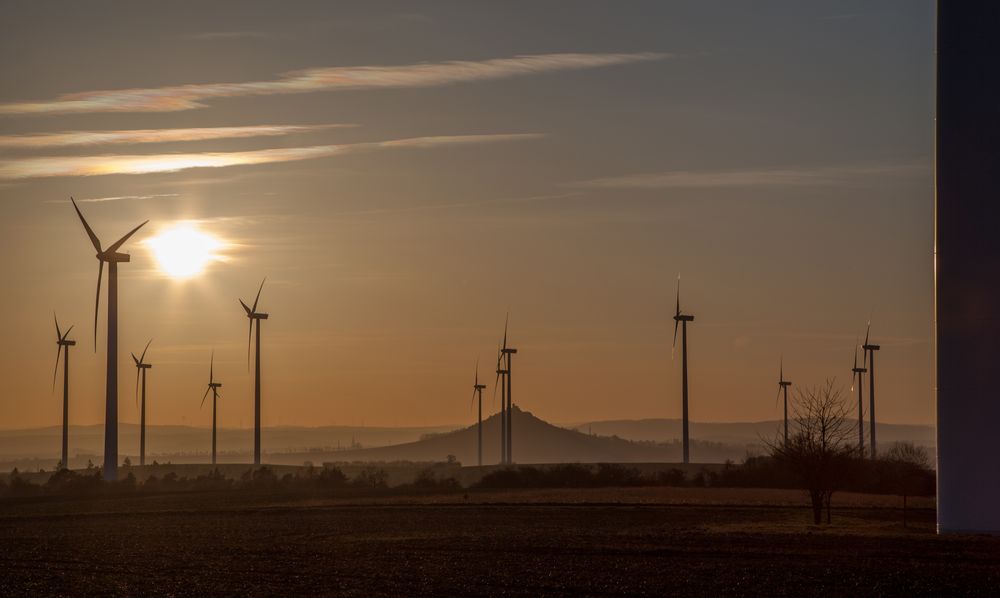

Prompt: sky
xmin=0 ymin=1 xmax=935 ymax=430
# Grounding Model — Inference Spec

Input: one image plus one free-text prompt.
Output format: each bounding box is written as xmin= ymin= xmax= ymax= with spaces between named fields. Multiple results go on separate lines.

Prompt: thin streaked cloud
xmin=0 ymin=52 xmax=668 ymax=115
xmin=185 ymin=31 xmax=273 ymax=41
xmin=572 ymin=164 xmax=927 ymax=189
xmin=0 ymin=133 xmax=543 ymax=179
xmin=75 ymin=193 xmax=181 ymax=203
xmin=0 ymin=124 xmax=352 ymax=149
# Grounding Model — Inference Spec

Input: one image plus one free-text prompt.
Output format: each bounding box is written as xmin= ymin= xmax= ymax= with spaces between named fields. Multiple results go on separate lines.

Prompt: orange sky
xmin=0 ymin=1 xmax=935 ymax=429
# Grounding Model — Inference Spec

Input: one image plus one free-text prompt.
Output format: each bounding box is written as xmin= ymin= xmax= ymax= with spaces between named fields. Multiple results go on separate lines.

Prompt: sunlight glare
xmin=145 ymin=223 xmax=225 ymax=279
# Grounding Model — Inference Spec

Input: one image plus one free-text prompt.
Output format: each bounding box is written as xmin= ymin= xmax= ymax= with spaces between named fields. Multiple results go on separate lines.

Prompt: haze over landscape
xmin=0 ymin=1 xmax=934 ymax=443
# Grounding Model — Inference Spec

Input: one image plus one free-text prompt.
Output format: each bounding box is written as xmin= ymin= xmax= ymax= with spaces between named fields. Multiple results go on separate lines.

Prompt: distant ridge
xmin=564 ymin=418 xmax=936 ymax=447
xmin=324 ymin=407 xmax=738 ymax=465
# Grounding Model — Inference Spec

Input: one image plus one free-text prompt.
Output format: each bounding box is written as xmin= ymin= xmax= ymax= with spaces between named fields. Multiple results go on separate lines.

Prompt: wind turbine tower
xmin=494 ymin=342 xmax=508 ymax=465
xmin=501 ymin=316 xmax=517 ymax=464
xmin=862 ymin=322 xmax=880 ymax=459
xmin=52 ymin=315 xmax=75 ymax=470
xmin=202 ymin=352 xmax=223 ymax=465
xmin=851 ymin=342 xmax=867 ymax=455
xmin=776 ymin=358 xmax=791 ymax=447
xmin=71 ymin=197 xmax=148 ymax=481
xmin=131 ymin=339 xmax=152 ymax=466
xmin=240 ymin=278 xmax=269 ymax=466
xmin=672 ymin=276 xmax=695 ymax=464
xmin=472 ymin=361 xmax=486 ymax=467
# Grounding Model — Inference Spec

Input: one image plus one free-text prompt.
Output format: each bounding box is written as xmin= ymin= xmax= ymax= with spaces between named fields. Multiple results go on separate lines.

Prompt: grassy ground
xmin=1 ymin=487 xmax=996 ymax=596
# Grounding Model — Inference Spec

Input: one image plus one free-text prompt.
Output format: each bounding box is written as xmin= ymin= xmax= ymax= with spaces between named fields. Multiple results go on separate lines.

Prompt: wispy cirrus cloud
xmin=0 ymin=124 xmax=352 ymax=149
xmin=0 ymin=133 xmax=543 ymax=179
xmin=0 ymin=52 xmax=668 ymax=116
xmin=572 ymin=163 xmax=927 ymax=189
xmin=185 ymin=31 xmax=273 ymax=41
xmin=76 ymin=193 xmax=181 ymax=203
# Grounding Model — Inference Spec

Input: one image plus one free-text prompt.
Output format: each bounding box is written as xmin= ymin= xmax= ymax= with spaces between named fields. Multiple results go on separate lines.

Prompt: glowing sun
xmin=146 ymin=223 xmax=225 ymax=279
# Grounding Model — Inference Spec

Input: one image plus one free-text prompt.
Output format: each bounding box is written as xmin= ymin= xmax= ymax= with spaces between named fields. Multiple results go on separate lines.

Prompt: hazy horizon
xmin=0 ymin=1 xmax=936 ymax=430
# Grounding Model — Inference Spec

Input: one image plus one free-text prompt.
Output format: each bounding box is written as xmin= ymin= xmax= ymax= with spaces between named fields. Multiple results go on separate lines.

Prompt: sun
xmin=145 ymin=223 xmax=225 ymax=279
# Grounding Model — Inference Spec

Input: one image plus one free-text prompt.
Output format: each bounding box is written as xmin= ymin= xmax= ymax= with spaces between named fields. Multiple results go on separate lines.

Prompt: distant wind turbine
xmin=472 ymin=360 xmax=486 ymax=467
xmin=201 ymin=352 xmax=223 ymax=465
xmin=862 ymin=321 xmax=880 ymax=459
xmin=494 ymin=340 xmax=508 ymax=465
xmin=240 ymin=278 xmax=269 ymax=466
xmin=851 ymin=340 xmax=867 ymax=455
xmin=672 ymin=275 xmax=695 ymax=464
xmin=500 ymin=315 xmax=518 ymax=464
xmin=52 ymin=314 xmax=75 ymax=470
xmin=71 ymin=197 xmax=148 ymax=481
xmin=131 ymin=339 xmax=152 ymax=466
xmin=776 ymin=357 xmax=791 ymax=447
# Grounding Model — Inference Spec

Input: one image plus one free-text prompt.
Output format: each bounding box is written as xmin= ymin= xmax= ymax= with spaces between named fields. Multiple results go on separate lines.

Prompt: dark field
xmin=2 ymin=488 xmax=998 ymax=596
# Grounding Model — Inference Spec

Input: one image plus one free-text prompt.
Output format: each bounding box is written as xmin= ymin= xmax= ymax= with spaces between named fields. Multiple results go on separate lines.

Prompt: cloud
xmin=572 ymin=164 xmax=926 ymax=189
xmin=76 ymin=193 xmax=181 ymax=203
xmin=185 ymin=31 xmax=273 ymax=41
xmin=0 ymin=124 xmax=352 ymax=149
xmin=0 ymin=52 xmax=668 ymax=115
xmin=0 ymin=133 xmax=543 ymax=179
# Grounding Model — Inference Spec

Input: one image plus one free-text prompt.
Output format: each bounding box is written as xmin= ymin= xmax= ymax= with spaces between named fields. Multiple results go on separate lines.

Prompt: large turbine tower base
xmin=937 ymin=2 xmax=1000 ymax=533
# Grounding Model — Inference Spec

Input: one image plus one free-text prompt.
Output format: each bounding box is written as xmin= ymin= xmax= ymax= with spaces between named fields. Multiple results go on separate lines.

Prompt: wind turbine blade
xmin=93 ymin=261 xmax=104 ymax=351
xmin=106 ymin=220 xmax=149 ymax=254
xmin=131 ymin=352 xmax=139 ymax=366
xmin=210 ymin=351 xmax=215 ymax=383
xmin=54 ymin=312 xmax=61 ymax=340
xmin=246 ymin=320 xmax=253 ymax=371
xmin=775 ymin=386 xmax=782 ymax=408
xmin=251 ymin=278 xmax=266 ymax=313
xmin=864 ymin=320 xmax=871 ymax=347
xmin=672 ymin=320 xmax=679 ymax=358
xmin=70 ymin=197 xmax=102 ymax=252
xmin=779 ymin=355 xmax=784 ymax=382
xmin=675 ymin=274 xmax=681 ymax=317
xmin=502 ymin=313 xmax=509 ymax=350
xmin=135 ymin=367 xmax=140 ymax=408
xmin=63 ymin=325 xmax=74 ymax=341
xmin=201 ymin=386 xmax=210 ymax=408
xmin=139 ymin=338 xmax=152 ymax=364
xmin=52 ymin=345 xmax=63 ymax=392
xmin=239 ymin=299 xmax=252 ymax=316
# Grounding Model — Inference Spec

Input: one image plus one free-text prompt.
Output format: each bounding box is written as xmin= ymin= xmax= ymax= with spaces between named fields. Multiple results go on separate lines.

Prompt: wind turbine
xmin=240 ymin=278 xmax=268 ymax=466
xmin=472 ymin=360 xmax=486 ymax=467
xmin=672 ymin=276 xmax=695 ymax=464
xmin=201 ymin=352 xmax=222 ymax=465
xmin=131 ymin=339 xmax=152 ymax=466
xmin=500 ymin=315 xmax=517 ymax=464
xmin=70 ymin=197 xmax=148 ymax=481
xmin=494 ymin=341 xmax=508 ymax=465
xmin=776 ymin=357 xmax=791 ymax=447
xmin=862 ymin=321 xmax=880 ymax=460
xmin=851 ymin=340 xmax=867 ymax=455
xmin=52 ymin=314 xmax=75 ymax=470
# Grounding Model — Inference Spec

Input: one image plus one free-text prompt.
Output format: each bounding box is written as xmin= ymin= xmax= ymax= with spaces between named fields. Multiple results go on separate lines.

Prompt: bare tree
xmin=765 ymin=379 xmax=860 ymax=524
xmin=884 ymin=442 xmax=933 ymax=527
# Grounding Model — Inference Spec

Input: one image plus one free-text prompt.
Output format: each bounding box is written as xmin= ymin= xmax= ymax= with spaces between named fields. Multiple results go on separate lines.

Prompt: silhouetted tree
xmin=884 ymin=442 xmax=933 ymax=527
xmin=765 ymin=379 xmax=860 ymax=524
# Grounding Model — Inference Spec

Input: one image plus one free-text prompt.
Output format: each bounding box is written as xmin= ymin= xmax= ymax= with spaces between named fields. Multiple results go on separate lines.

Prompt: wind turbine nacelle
xmin=863 ymin=344 xmax=881 ymax=351
xmin=674 ymin=314 xmax=695 ymax=322
xmin=59 ymin=340 xmax=77 ymax=346
xmin=502 ymin=348 xmax=518 ymax=354
xmin=137 ymin=363 xmax=152 ymax=369
xmin=100 ymin=251 xmax=131 ymax=263
xmin=852 ymin=367 xmax=867 ymax=374
xmin=253 ymin=313 xmax=270 ymax=320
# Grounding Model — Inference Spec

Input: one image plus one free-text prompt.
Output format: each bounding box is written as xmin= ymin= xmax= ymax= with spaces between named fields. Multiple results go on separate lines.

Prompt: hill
xmin=324 ymin=407 xmax=739 ymax=465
